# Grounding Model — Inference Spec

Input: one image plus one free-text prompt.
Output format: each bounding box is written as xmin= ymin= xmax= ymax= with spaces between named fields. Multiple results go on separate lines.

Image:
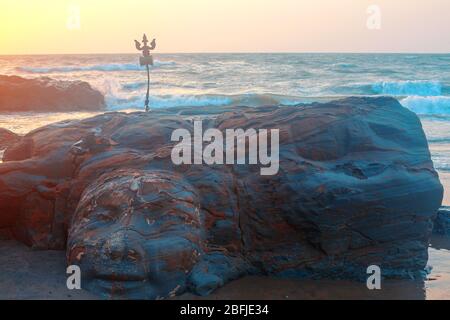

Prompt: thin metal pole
xmin=145 ymin=64 xmax=150 ymax=112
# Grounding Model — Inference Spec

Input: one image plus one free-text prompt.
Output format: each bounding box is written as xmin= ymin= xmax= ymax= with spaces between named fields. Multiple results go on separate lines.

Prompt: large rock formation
xmin=0 ymin=75 xmax=105 ymax=112
xmin=0 ymin=97 xmax=443 ymax=299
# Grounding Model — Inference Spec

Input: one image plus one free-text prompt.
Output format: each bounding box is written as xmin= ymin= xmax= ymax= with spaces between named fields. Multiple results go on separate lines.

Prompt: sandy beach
xmin=439 ymin=173 xmax=450 ymax=206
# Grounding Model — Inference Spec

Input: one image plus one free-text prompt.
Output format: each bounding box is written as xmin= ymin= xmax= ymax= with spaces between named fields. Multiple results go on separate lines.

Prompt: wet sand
xmin=439 ymin=172 xmax=450 ymax=206
xmin=0 ymin=240 xmax=98 ymax=300
xmin=0 ymin=235 xmax=449 ymax=300
xmin=180 ymin=236 xmax=450 ymax=300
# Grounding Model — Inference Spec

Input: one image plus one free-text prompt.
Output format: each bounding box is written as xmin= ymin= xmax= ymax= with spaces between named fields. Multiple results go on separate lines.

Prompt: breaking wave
xmin=113 ymin=93 xmax=450 ymax=116
xmin=401 ymin=96 xmax=450 ymax=115
xmin=106 ymin=93 xmax=313 ymax=110
xmin=17 ymin=61 xmax=176 ymax=74
xmin=103 ymin=82 xmax=450 ymax=116
xmin=372 ymin=80 xmax=442 ymax=96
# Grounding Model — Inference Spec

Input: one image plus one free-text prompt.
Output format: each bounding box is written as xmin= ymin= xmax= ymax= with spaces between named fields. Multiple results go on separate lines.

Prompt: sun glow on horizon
xmin=1 ymin=0 xmax=450 ymax=55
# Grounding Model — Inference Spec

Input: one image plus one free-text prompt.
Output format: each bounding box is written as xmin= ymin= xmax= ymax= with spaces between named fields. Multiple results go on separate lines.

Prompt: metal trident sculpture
xmin=135 ymin=34 xmax=156 ymax=112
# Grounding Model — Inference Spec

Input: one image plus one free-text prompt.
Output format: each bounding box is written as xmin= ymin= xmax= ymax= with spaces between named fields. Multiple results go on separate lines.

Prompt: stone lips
xmin=0 ymin=75 xmax=105 ymax=112
xmin=0 ymin=97 xmax=444 ymax=299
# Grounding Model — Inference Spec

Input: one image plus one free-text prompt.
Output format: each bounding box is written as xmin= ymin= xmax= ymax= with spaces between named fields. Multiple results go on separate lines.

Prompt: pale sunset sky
xmin=1 ymin=0 xmax=449 ymax=54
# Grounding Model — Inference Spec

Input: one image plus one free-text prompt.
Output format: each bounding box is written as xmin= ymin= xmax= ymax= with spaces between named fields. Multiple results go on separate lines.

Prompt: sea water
xmin=0 ymin=53 xmax=448 ymax=111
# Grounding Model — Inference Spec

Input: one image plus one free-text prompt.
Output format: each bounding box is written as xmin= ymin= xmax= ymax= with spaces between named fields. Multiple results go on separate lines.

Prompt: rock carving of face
xmin=67 ymin=169 xmax=203 ymax=299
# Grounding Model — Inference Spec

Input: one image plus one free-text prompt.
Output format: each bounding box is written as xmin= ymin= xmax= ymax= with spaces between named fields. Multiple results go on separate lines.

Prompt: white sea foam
xmin=401 ymin=96 xmax=450 ymax=115
xmin=105 ymin=93 xmax=311 ymax=110
xmin=373 ymin=80 xmax=442 ymax=96
xmin=17 ymin=60 xmax=176 ymax=74
xmin=106 ymin=92 xmax=450 ymax=117
xmin=107 ymin=94 xmax=232 ymax=110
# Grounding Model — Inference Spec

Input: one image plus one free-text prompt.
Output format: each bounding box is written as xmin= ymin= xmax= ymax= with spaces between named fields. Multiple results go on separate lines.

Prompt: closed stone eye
xmin=97 ymin=212 xmax=115 ymax=222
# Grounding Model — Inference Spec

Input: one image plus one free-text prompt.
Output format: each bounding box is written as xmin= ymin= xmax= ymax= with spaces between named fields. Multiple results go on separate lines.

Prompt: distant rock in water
xmin=0 ymin=75 xmax=105 ymax=112
xmin=0 ymin=128 xmax=20 ymax=150
xmin=434 ymin=207 xmax=450 ymax=236
xmin=0 ymin=97 xmax=443 ymax=299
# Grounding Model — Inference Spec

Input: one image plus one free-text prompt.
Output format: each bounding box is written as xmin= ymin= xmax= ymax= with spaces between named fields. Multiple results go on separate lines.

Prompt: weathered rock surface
xmin=0 ymin=75 xmax=105 ymax=112
xmin=433 ymin=207 xmax=450 ymax=236
xmin=0 ymin=128 xmax=20 ymax=150
xmin=0 ymin=97 xmax=443 ymax=299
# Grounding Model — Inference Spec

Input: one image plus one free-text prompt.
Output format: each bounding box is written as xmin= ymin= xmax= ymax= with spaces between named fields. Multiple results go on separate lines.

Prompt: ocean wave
xmin=17 ymin=61 xmax=176 ymax=74
xmin=372 ymin=80 xmax=442 ymax=96
xmin=335 ymin=63 xmax=356 ymax=67
xmin=122 ymin=82 xmax=147 ymax=90
xmin=329 ymin=63 xmax=361 ymax=74
xmin=151 ymin=95 xmax=232 ymax=108
xmin=428 ymin=137 xmax=450 ymax=144
xmin=331 ymin=81 xmax=448 ymax=97
xmin=106 ymin=93 xmax=312 ymax=110
xmin=122 ymin=81 xmax=163 ymax=91
xmin=107 ymin=94 xmax=231 ymax=110
xmin=122 ymin=81 xmax=197 ymax=91
xmin=109 ymin=93 xmax=450 ymax=115
xmin=431 ymin=157 xmax=450 ymax=172
xmin=330 ymin=83 xmax=373 ymax=95
xmin=401 ymin=96 xmax=450 ymax=115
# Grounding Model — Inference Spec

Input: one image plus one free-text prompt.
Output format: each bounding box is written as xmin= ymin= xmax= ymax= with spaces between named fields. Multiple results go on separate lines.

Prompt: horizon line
xmin=0 ymin=51 xmax=449 ymax=56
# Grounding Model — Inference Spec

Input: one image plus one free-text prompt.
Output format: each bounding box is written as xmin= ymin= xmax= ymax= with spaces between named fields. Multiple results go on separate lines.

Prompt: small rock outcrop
xmin=0 ymin=97 xmax=443 ymax=299
xmin=0 ymin=75 xmax=105 ymax=112
xmin=434 ymin=207 xmax=450 ymax=236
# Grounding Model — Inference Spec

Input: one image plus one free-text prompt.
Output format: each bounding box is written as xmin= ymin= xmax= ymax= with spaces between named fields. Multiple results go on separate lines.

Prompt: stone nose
xmin=103 ymin=229 xmax=143 ymax=262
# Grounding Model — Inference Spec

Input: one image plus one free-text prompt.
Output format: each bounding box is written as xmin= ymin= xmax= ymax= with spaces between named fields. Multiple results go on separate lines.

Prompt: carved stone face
xmin=67 ymin=169 xmax=203 ymax=299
